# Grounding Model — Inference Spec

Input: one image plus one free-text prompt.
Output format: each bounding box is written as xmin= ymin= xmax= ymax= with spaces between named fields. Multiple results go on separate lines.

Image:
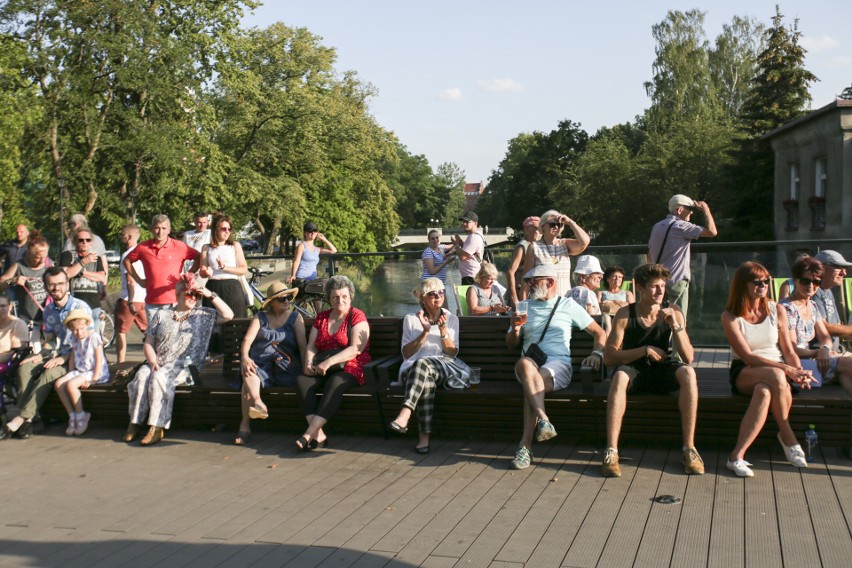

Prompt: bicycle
xmin=99 ymin=311 xmax=115 ymax=348
xmin=245 ymin=267 xmax=329 ymax=318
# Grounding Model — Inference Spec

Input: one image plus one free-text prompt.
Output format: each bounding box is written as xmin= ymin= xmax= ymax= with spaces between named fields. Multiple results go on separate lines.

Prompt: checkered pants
xmin=401 ymin=357 xmax=450 ymax=434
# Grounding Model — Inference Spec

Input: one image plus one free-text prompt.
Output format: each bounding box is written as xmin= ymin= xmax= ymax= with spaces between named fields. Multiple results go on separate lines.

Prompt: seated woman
xmin=598 ymin=265 xmax=635 ymax=316
xmin=780 ymin=255 xmax=852 ymax=392
xmin=125 ymin=274 xmax=234 ymax=445
xmin=466 ymin=262 xmax=510 ymax=316
xmin=296 ymin=275 xmax=370 ymax=450
xmin=235 ymin=282 xmax=307 ymax=445
xmin=389 ymin=278 xmax=464 ymax=454
xmin=569 ymin=255 xmax=604 ymax=315
xmin=721 ymin=261 xmax=813 ymax=478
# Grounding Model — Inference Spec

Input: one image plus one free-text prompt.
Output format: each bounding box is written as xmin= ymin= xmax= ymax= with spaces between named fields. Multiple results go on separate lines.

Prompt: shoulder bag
xmin=523 ymin=298 xmax=561 ymax=367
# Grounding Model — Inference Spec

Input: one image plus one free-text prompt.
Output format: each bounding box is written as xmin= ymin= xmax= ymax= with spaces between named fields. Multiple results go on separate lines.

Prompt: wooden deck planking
xmin=593 ymin=448 xmax=668 ymax=567
xmin=709 ymin=456 xmax=747 ymax=568
xmin=450 ymin=443 xmax=578 ymax=568
xmin=557 ymin=447 xmax=644 ymax=567
xmin=632 ymin=449 xmax=690 ymax=568
xmin=742 ymin=447 xmax=784 ymax=568
xmin=384 ymin=441 xmax=513 ymax=568
xmin=770 ymin=448 xmax=823 ymax=568
xmin=669 ymin=447 xmax=720 ymax=567
xmin=794 ymin=456 xmax=852 ymax=568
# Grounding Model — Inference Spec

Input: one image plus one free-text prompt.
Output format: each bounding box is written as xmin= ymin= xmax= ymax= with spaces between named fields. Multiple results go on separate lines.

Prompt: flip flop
xmin=234 ymin=431 xmax=251 ymax=446
xmin=295 ymin=435 xmax=312 ymax=451
xmin=248 ymin=405 xmax=269 ymax=420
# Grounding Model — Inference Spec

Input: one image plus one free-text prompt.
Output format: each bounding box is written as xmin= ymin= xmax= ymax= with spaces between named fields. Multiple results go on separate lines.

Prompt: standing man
xmin=115 ymin=224 xmax=147 ymax=363
xmin=812 ymin=250 xmax=852 ymax=351
xmin=601 ymin=263 xmax=704 ymax=478
xmin=183 ymin=211 xmax=211 ymax=253
xmin=505 ymin=264 xmax=606 ymax=469
xmin=63 ymin=213 xmax=107 ymax=254
xmin=124 ymin=214 xmax=198 ymax=323
xmin=1 ymin=268 xmax=92 ymax=440
xmin=452 ymin=212 xmax=484 ymax=286
xmin=0 ymin=224 xmax=30 ymax=272
xmin=647 ymin=194 xmax=717 ymax=322
xmin=59 ymin=227 xmax=108 ymax=326
xmin=507 ymin=216 xmax=540 ymax=308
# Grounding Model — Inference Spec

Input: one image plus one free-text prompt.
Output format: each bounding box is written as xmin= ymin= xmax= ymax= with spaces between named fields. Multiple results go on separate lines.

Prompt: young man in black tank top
xmin=601 ymin=263 xmax=704 ymax=477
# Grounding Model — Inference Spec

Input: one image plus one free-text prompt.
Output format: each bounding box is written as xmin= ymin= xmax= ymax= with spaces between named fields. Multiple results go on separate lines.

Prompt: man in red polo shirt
xmin=124 ymin=214 xmax=198 ymax=323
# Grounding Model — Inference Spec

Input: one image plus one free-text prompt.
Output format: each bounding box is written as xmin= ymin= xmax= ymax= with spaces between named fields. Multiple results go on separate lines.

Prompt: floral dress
xmin=64 ymin=333 xmax=110 ymax=385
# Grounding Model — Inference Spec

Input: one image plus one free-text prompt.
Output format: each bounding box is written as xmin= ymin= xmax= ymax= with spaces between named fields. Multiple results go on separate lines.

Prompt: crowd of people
xmin=1 ymin=197 xmax=851 ymax=480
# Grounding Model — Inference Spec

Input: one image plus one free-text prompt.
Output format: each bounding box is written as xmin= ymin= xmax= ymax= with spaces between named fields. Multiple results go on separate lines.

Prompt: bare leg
xmin=676 ymin=366 xmax=699 ymax=449
xmin=65 ymin=376 xmax=90 ymax=413
xmin=115 ymin=332 xmax=127 ymax=363
xmin=393 ymin=406 xmax=414 ymax=429
xmin=53 ymin=375 xmax=74 ymax=416
xmin=606 ymin=370 xmax=630 ymax=449
xmin=515 ymin=357 xmax=554 ymax=448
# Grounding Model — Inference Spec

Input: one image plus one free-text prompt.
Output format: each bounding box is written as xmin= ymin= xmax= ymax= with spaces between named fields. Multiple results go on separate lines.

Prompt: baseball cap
xmin=303 ymin=221 xmax=318 ymax=233
xmin=814 ymin=250 xmax=852 ymax=268
xmin=524 ymin=264 xmax=557 ymax=280
xmin=523 ymin=216 xmax=540 ymax=228
xmin=458 ymin=211 xmax=479 ymax=223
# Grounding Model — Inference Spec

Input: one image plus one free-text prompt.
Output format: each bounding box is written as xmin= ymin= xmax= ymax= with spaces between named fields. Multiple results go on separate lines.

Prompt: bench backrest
xmin=456 ymin=315 xmax=602 ymax=383
xmin=220 ymin=315 xmax=402 ymax=378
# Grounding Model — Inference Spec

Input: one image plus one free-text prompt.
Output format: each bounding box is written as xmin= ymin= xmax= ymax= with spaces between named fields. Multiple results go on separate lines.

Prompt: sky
xmin=242 ymin=1 xmax=852 ymax=184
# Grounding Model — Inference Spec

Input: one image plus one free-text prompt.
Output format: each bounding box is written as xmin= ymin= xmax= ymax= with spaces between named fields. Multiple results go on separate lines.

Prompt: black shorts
xmin=617 ymin=359 xmax=686 ymax=395
xmin=729 ymin=359 xmax=747 ymax=391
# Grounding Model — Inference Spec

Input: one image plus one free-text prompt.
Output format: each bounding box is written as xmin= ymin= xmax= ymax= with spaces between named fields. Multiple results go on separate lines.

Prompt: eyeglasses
xmin=750 ymin=278 xmax=770 ymax=287
xmin=797 ymin=277 xmax=822 ymax=287
xmin=546 ymin=222 xmax=563 ymax=229
xmin=426 ymin=290 xmax=445 ymax=299
xmin=219 ymin=227 xmax=232 ymax=232
xmin=78 ymin=238 xmax=92 ymax=243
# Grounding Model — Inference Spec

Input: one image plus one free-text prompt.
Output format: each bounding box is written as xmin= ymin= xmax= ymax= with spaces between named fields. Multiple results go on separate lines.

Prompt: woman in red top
xmin=295 ymin=275 xmax=370 ymax=450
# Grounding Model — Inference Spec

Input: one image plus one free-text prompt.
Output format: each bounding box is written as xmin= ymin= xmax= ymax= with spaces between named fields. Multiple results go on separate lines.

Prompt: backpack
xmin=474 ymin=233 xmax=494 ymax=264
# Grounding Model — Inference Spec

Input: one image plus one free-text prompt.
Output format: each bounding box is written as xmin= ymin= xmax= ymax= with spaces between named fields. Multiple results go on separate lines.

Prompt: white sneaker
xmin=74 ymin=412 xmax=91 ymax=436
xmin=777 ymin=433 xmax=808 ymax=468
xmin=65 ymin=416 xmax=77 ymax=436
xmin=726 ymin=459 xmax=754 ymax=477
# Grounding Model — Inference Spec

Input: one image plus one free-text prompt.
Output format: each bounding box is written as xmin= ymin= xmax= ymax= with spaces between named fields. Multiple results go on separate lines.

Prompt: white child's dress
xmin=64 ymin=333 xmax=109 ymax=385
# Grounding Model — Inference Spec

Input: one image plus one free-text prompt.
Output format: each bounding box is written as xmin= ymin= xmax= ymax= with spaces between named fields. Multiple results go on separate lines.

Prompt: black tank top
xmin=623 ymin=303 xmax=671 ymax=354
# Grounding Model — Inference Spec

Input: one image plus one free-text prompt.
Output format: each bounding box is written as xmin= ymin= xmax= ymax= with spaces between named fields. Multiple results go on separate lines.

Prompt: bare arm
xmin=316 ymin=233 xmax=337 ymax=254
xmin=124 ymin=256 xmax=146 ymax=288
xmin=561 ymin=216 xmax=591 ymax=256
xmin=506 ymin=246 xmax=525 ymax=306
xmin=666 ymin=306 xmax=694 ymax=364
xmin=603 ymin=307 xmax=645 ymax=367
xmin=581 ymin=320 xmax=607 ymax=370
xmin=143 ymin=334 xmax=159 ymax=371
xmin=288 ymin=242 xmax=305 ymax=283
xmin=0 ymin=264 xmax=20 ymax=291
xmin=695 ymin=201 xmax=717 ymax=238
xmin=313 ymin=321 xmax=369 ymax=375
xmin=240 ymin=315 xmax=262 ymax=377
xmin=81 ymin=256 xmax=108 ymax=284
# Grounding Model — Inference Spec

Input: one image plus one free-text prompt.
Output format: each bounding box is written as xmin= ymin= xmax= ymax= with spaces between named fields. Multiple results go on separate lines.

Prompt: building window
xmin=814 ymin=158 xmax=826 ymax=198
xmin=789 ymin=163 xmax=799 ymax=200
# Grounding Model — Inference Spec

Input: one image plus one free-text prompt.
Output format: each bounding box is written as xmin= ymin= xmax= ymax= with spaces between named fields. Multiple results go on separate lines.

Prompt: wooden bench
xmin=39 ymin=315 xmax=852 ymax=453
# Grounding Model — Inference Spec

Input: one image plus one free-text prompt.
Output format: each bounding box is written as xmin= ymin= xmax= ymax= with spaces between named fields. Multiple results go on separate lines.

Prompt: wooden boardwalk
xmin=1 ymin=427 xmax=851 ymax=567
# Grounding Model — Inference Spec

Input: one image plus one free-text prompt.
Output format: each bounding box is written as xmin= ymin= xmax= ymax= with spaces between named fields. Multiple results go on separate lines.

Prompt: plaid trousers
xmin=401 ymin=357 xmax=449 ymax=434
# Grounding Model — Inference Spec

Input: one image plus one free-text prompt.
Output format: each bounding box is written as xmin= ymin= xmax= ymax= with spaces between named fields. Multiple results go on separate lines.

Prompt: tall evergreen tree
xmin=728 ymin=5 xmax=817 ymax=239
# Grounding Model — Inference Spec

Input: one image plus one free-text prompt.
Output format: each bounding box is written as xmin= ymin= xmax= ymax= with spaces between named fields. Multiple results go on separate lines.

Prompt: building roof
xmin=464 ymin=182 xmax=484 ymax=193
xmin=762 ymin=99 xmax=852 ymax=140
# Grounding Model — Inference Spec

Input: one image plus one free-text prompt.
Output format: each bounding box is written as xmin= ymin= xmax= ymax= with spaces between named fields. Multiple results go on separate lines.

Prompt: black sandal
xmin=296 ymin=435 xmax=312 ymax=451
xmin=310 ymin=438 xmax=329 ymax=449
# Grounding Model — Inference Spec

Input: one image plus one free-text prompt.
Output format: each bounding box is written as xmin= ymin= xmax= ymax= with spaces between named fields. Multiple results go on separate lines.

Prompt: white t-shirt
xmin=398 ymin=309 xmax=460 ymax=377
xmin=183 ymin=229 xmax=211 ymax=252
xmin=120 ymin=246 xmax=146 ymax=303
xmin=567 ymin=286 xmax=601 ymax=316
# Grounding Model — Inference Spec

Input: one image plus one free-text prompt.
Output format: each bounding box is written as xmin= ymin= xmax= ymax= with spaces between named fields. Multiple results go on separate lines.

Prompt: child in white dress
xmin=53 ymin=308 xmax=109 ymax=435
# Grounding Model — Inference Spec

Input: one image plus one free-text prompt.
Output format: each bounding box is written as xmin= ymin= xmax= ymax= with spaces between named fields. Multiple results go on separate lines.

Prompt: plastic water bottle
xmin=804 ymin=424 xmax=818 ymax=463
xmin=183 ymin=356 xmax=195 ymax=387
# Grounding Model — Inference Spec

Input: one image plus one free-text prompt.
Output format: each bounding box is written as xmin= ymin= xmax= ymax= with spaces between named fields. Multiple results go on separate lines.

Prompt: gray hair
xmin=413 ymin=277 xmax=444 ymax=301
xmin=68 ymin=213 xmax=88 ymax=226
xmin=539 ymin=209 xmax=562 ymax=228
xmin=325 ymin=274 xmax=356 ymax=302
xmin=151 ymin=214 xmax=170 ymax=228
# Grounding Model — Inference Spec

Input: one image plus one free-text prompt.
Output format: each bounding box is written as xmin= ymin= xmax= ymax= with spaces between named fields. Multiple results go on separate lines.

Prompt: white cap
xmin=668 ymin=194 xmax=696 ymax=213
xmin=573 ymin=255 xmax=603 ymax=275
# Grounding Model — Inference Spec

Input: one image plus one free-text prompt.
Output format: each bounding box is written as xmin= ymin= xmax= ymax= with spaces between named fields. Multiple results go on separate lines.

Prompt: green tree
xmin=728 ymin=5 xmax=817 ymax=239
xmin=709 ymin=16 xmax=766 ymax=119
xmin=432 ymin=162 xmax=466 ymax=226
xmin=384 ymin=144 xmax=438 ymax=228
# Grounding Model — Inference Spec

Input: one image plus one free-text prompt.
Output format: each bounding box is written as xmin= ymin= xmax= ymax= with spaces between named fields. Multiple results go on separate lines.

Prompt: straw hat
xmin=63 ymin=308 xmax=93 ymax=328
xmin=261 ymin=281 xmax=299 ymax=309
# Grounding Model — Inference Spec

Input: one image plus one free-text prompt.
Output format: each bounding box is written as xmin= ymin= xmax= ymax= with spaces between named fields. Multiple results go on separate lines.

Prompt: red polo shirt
xmin=126 ymin=237 xmax=198 ymax=304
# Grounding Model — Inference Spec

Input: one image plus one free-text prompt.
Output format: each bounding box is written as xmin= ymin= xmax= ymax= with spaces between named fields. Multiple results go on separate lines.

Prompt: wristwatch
xmin=209 ymin=292 xmax=219 ymax=300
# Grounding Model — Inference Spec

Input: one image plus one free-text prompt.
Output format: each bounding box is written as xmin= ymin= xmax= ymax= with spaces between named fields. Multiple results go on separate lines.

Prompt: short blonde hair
xmin=475 ymin=262 xmax=498 ymax=284
xmin=539 ymin=209 xmax=562 ymax=228
xmin=413 ymin=277 xmax=444 ymax=301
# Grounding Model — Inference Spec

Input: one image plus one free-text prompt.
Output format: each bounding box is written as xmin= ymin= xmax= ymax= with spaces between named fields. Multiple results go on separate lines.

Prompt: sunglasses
xmin=797 ymin=277 xmax=822 ymax=287
xmin=219 ymin=226 xmax=232 ymax=232
xmin=275 ymin=295 xmax=293 ymax=303
xmin=546 ymin=222 xmax=563 ymax=229
xmin=185 ymin=291 xmax=203 ymax=300
xmin=751 ymin=278 xmax=770 ymax=287
xmin=426 ymin=290 xmax=445 ymax=299
xmin=78 ymin=238 xmax=92 ymax=243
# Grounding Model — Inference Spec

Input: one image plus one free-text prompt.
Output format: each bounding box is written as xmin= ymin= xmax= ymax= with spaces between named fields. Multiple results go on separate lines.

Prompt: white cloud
xmin=800 ymin=34 xmax=839 ymax=53
xmin=437 ymin=87 xmax=463 ymax=101
xmin=825 ymin=56 xmax=852 ymax=69
xmin=478 ymin=78 xmax=524 ymax=93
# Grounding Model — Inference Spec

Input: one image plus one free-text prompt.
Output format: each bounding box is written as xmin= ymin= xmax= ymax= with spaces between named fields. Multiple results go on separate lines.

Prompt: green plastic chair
xmin=454 ymin=285 xmax=471 ymax=317
xmin=845 ymin=278 xmax=852 ymax=323
xmin=772 ymin=277 xmax=791 ymax=302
